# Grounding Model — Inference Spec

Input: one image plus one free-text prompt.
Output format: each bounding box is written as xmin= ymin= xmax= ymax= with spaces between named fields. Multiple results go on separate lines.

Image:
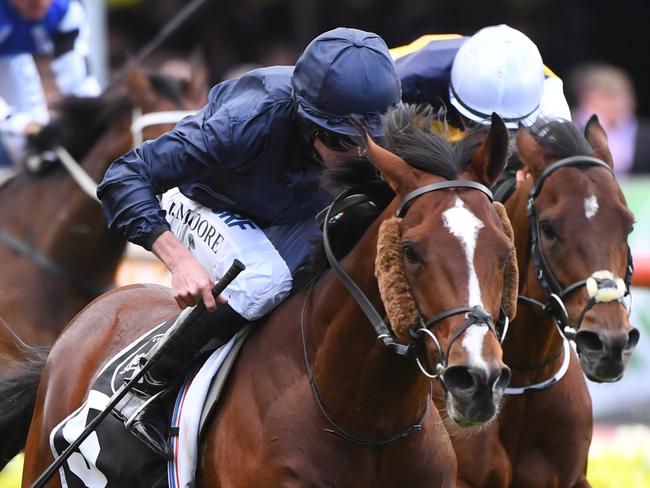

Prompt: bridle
xmin=130 ymin=108 xmax=197 ymax=147
xmin=302 ymin=179 xmax=505 ymax=446
xmin=519 ymin=155 xmax=633 ymax=340
xmin=323 ymin=181 xmax=505 ymax=366
xmin=503 ymin=155 xmax=633 ymax=395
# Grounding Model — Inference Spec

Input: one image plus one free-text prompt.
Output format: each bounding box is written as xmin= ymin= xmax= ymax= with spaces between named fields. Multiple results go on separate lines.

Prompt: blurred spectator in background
xmin=0 ymin=0 xmax=100 ymax=179
xmin=569 ymin=63 xmax=650 ymax=174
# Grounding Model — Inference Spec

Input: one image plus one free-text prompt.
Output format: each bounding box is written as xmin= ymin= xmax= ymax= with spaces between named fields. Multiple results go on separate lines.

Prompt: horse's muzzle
xmin=442 ymin=364 xmax=511 ymax=426
xmin=574 ymin=327 xmax=640 ymax=382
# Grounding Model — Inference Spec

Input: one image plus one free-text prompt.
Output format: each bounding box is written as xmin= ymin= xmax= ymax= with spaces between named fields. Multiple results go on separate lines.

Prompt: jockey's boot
xmin=112 ymin=303 xmax=247 ymax=460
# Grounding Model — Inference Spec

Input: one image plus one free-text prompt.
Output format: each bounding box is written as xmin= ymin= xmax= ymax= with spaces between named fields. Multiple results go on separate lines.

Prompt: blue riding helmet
xmin=292 ymin=27 xmax=401 ymax=137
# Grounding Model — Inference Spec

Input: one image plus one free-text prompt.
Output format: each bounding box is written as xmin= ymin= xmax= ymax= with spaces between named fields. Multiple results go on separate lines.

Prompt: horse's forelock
xmin=382 ymin=104 xmax=492 ymax=180
xmin=530 ymin=118 xmax=594 ymax=159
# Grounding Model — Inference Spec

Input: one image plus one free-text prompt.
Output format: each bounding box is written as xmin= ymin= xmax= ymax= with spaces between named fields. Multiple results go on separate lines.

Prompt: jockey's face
xmin=313 ymin=137 xmax=363 ymax=169
xmin=10 ymin=0 xmax=52 ymax=21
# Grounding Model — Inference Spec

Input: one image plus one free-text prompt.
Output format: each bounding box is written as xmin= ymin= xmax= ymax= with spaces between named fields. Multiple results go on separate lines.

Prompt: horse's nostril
xmin=627 ymin=328 xmax=640 ymax=350
xmin=574 ymin=330 xmax=603 ymax=354
xmin=493 ymin=366 xmax=511 ymax=391
xmin=443 ymin=366 xmax=476 ymax=393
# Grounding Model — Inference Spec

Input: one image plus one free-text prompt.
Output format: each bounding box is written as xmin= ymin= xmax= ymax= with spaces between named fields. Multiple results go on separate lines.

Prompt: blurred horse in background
xmin=452 ymin=117 xmax=638 ymax=488
xmin=0 ymin=62 xmax=206 ymax=347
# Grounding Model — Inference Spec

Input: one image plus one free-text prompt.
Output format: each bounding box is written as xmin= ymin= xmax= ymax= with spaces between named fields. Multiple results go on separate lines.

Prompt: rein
xmin=0 ymin=227 xmax=108 ymax=296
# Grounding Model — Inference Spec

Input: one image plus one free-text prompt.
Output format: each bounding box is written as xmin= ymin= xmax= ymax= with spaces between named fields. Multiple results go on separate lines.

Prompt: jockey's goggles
xmin=314 ymin=127 xmax=358 ymax=151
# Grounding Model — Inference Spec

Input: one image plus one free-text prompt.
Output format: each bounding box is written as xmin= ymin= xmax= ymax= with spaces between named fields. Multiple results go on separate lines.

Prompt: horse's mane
xmin=293 ymin=104 xmax=492 ymax=290
xmin=529 ymin=118 xmax=593 ymax=159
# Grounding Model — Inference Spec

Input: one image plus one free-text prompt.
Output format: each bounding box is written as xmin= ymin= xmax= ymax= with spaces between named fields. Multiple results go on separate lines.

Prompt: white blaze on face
xmin=585 ymin=195 xmax=599 ymax=219
xmin=443 ymin=197 xmax=489 ymax=369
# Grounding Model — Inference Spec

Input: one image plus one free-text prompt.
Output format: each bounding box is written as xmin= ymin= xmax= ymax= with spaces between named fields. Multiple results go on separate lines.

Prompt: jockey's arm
xmin=50 ymin=0 xmax=100 ymax=97
xmin=98 ymin=86 xmax=271 ymax=310
xmin=0 ymin=55 xmax=50 ymax=136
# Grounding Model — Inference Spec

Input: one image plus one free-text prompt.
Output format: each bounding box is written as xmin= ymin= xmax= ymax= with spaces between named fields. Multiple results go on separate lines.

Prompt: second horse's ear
xmin=126 ymin=61 xmax=157 ymax=111
xmin=585 ymin=114 xmax=614 ymax=168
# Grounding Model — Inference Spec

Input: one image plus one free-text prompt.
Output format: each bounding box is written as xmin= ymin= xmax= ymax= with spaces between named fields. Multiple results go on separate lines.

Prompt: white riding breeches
xmin=160 ymin=188 xmax=293 ymax=321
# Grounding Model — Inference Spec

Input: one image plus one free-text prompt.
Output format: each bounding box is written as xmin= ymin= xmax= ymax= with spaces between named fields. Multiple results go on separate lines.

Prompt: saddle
xmin=50 ymin=319 xmax=250 ymax=488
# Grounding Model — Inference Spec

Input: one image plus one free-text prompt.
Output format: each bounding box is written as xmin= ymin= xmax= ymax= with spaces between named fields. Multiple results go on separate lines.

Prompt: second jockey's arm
xmin=151 ymin=230 xmax=221 ymax=311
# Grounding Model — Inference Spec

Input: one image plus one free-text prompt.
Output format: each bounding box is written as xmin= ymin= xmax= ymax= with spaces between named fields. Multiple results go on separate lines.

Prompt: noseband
xmin=322 ymin=180 xmax=504 ymax=375
xmin=521 ymin=155 xmax=633 ymax=339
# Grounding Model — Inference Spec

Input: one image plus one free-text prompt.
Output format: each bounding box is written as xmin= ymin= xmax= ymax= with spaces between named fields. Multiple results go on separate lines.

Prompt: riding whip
xmin=30 ymin=259 xmax=246 ymax=488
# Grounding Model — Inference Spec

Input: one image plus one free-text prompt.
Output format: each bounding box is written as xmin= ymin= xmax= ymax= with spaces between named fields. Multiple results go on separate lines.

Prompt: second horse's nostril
xmin=626 ymin=328 xmax=640 ymax=350
xmin=574 ymin=330 xmax=604 ymax=354
xmin=492 ymin=367 xmax=511 ymax=391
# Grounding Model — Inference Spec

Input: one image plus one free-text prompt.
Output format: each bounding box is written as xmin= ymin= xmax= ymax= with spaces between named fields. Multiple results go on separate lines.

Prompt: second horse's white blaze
xmin=443 ymin=197 xmax=488 ymax=369
xmin=585 ymin=195 xmax=599 ymax=219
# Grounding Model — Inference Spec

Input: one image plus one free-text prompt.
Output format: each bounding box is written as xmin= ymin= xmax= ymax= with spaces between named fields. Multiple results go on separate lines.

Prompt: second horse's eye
xmin=540 ymin=220 xmax=558 ymax=241
xmin=402 ymin=243 xmax=420 ymax=264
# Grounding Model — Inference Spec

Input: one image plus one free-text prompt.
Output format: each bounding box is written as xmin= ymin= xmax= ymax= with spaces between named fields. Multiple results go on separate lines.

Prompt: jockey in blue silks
xmin=0 ymin=0 xmax=100 ymax=176
xmin=392 ymin=24 xmax=571 ymax=134
xmin=97 ymin=27 xmax=402 ymax=459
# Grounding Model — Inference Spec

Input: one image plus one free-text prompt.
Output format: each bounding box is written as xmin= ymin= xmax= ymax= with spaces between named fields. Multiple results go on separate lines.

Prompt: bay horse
xmin=451 ymin=117 xmax=638 ymax=488
xmin=0 ymin=63 xmax=206 ymax=347
xmin=18 ymin=106 xmax=518 ymax=487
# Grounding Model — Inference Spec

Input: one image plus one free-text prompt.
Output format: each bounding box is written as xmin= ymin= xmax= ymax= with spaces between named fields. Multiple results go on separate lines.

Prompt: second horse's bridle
xmin=519 ymin=155 xmax=633 ymax=340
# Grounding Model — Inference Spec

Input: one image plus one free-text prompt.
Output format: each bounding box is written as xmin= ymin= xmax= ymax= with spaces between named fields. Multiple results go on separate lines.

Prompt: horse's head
xmin=516 ymin=116 xmax=638 ymax=382
xmin=366 ymin=107 xmax=516 ymax=426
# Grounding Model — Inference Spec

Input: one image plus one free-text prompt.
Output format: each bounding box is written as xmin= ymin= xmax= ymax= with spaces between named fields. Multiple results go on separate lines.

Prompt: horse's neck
xmin=505 ymin=185 xmax=565 ymax=371
xmin=306 ymin=208 xmax=429 ymax=437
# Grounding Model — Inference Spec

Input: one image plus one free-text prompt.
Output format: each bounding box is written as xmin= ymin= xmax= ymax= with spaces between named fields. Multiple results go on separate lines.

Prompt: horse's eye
xmin=540 ymin=220 xmax=558 ymax=241
xmin=402 ymin=243 xmax=420 ymax=264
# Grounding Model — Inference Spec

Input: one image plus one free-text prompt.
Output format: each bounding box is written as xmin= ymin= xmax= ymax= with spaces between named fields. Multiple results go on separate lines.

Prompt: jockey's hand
xmin=152 ymin=231 xmax=226 ymax=311
xmin=26 ymin=122 xmax=63 ymax=153
xmin=515 ymin=169 xmax=531 ymax=187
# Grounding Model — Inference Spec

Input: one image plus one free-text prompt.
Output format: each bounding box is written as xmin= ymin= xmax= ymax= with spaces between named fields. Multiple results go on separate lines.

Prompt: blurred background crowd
xmin=1 ymin=0 xmax=649 ymax=486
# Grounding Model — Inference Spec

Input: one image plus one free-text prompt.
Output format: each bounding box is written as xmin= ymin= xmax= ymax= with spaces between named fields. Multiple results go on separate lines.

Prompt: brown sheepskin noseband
xmin=375 ymin=217 xmax=418 ymax=342
xmin=375 ymin=203 xmax=518 ymax=341
xmin=492 ymin=201 xmax=519 ymax=321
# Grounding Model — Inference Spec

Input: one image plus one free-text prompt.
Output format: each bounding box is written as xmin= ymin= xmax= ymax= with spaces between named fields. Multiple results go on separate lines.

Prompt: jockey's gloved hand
xmin=26 ymin=122 xmax=63 ymax=153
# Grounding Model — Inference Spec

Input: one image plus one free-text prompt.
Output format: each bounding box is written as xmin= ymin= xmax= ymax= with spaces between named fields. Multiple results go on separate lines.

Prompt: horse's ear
xmin=186 ymin=49 xmax=209 ymax=106
xmin=516 ymin=126 xmax=547 ymax=178
xmin=365 ymin=136 xmax=417 ymax=193
xmin=126 ymin=61 xmax=157 ymax=111
xmin=467 ymin=113 xmax=509 ymax=186
xmin=585 ymin=114 xmax=614 ymax=168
